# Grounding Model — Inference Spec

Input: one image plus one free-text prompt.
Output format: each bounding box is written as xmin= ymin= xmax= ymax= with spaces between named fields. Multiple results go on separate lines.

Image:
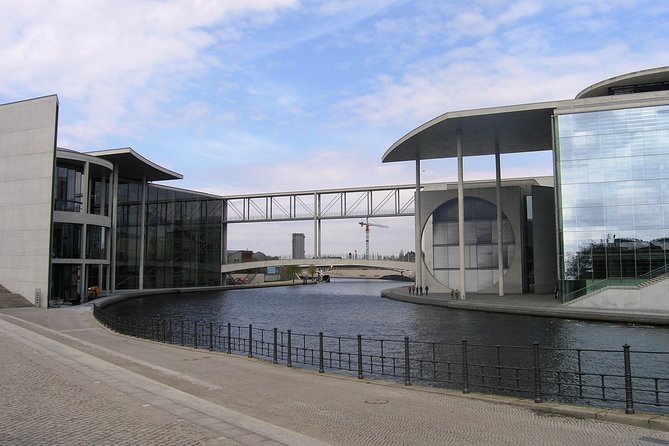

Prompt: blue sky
xmin=2 ymin=0 xmax=668 ymax=256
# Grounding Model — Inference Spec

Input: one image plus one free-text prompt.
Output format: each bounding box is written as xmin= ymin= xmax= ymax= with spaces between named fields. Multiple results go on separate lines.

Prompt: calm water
xmin=108 ymin=278 xmax=669 ymax=352
xmin=105 ymin=279 xmax=669 ymax=412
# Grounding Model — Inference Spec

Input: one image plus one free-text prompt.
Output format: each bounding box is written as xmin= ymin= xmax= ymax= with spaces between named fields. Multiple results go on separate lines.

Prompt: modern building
xmin=0 ymin=96 xmax=224 ymax=307
xmin=292 ymin=233 xmax=306 ymax=259
xmin=2 ymin=67 xmax=668 ymax=312
xmin=383 ymin=66 xmax=669 ymax=311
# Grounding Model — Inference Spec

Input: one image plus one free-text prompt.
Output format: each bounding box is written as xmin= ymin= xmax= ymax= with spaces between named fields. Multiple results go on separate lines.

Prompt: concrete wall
xmin=532 ymin=186 xmax=557 ymax=294
xmin=566 ymin=280 xmax=669 ymax=312
xmin=0 ymin=96 xmax=58 ymax=307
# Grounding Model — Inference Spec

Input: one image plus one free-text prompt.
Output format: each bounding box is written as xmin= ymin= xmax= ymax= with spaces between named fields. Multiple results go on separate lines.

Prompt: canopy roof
xmin=382 ymin=101 xmax=563 ymax=163
xmin=87 ymin=147 xmax=182 ymax=182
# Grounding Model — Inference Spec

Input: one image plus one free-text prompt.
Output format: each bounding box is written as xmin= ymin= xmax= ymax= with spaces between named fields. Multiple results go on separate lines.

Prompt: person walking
xmin=425 ymin=286 xmax=429 ymax=296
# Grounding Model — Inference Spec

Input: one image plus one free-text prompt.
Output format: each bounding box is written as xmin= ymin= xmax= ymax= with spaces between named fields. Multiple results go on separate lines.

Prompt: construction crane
xmin=359 ymin=218 xmax=389 ymax=259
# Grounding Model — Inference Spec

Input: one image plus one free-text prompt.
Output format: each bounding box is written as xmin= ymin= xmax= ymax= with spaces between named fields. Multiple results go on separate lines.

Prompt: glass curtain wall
xmin=115 ymin=180 xmax=142 ymax=289
xmin=556 ymin=104 xmax=669 ymax=300
xmin=432 ymin=197 xmax=515 ymax=292
xmin=54 ymin=162 xmax=83 ymax=212
xmin=143 ymin=186 xmax=222 ymax=288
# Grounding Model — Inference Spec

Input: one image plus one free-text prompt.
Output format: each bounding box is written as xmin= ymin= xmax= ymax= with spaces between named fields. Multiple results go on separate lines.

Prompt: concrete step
xmin=0 ymin=284 xmax=33 ymax=308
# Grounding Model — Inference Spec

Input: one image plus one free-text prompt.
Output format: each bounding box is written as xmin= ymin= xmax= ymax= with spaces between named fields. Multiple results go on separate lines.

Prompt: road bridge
xmin=222 ymin=258 xmax=415 ymax=275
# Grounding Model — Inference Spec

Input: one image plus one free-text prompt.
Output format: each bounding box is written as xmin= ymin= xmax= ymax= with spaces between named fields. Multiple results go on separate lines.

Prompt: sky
xmin=1 ymin=0 xmax=668 ymax=257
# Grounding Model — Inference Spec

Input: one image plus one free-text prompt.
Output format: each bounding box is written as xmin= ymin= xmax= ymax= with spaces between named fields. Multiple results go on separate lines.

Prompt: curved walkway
xmin=382 ymin=287 xmax=669 ymax=326
xmin=1 ymin=305 xmax=668 ymax=445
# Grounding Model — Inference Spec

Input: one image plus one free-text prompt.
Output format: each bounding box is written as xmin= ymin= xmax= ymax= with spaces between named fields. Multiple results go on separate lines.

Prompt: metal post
xmin=533 ymin=342 xmax=542 ymax=403
xmin=404 ymin=336 xmax=411 ymax=386
xmin=227 ymin=322 xmax=232 ymax=353
xmin=248 ymin=324 xmax=253 ymax=358
xmin=273 ymin=328 xmax=278 ymax=364
xmin=287 ymin=330 xmax=292 ymax=367
xmin=357 ymin=335 xmax=363 ymax=379
xmin=209 ymin=322 xmax=214 ymax=351
xmin=623 ymin=344 xmax=635 ymax=414
xmin=319 ymin=332 xmax=324 ymax=373
xmin=462 ymin=340 xmax=470 ymax=394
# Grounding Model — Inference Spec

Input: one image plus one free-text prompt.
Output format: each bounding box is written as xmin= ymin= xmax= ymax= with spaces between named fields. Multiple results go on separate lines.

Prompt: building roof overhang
xmin=576 ymin=66 xmax=669 ymax=99
xmin=381 ymin=100 xmax=565 ymax=163
xmin=86 ymin=147 xmax=183 ymax=182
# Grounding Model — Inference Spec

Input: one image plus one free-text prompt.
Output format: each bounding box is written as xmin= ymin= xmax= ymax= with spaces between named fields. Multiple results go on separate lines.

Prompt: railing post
xmin=623 ymin=344 xmax=635 ymax=414
xmin=248 ymin=324 xmax=253 ymax=358
xmin=209 ymin=322 xmax=214 ymax=351
xmin=319 ymin=332 xmax=324 ymax=373
xmin=404 ymin=336 xmax=411 ymax=386
xmin=287 ymin=329 xmax=292 ymax=367
xmin=533 ymin=342 xmax=542 ymax=403
xmin=273 ymin=328 xmax=278 ymax=364
xmin=461 ymin=339 xmax=470 ymax=394
xmin=193 ymin=322 xmax=198 ymax=349
xmin=227 ymin=322 xmax=232 ymax=353
xmin=357 ymin=334 xmax=363 ymax=379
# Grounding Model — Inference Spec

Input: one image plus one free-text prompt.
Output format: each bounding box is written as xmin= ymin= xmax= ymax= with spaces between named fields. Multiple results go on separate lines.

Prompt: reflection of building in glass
xmin=383 ymin=67 xmax=669 ymax=311
xmin=292 ymin=233 xmax=305 ymax=259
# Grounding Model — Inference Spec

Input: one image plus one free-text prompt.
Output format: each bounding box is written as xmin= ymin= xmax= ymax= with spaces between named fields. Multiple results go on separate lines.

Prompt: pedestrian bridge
xmin=221 ymin=258 xmax=415 ymax=274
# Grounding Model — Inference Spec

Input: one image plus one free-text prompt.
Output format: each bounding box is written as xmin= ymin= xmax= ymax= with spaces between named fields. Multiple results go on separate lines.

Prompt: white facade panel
xmin=0 ymin=96 xmax=58 ymax=307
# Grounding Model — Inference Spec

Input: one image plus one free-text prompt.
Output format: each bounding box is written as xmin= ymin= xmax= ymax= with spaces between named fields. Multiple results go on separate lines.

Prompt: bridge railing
xmin=93 ymin=305 xmax=669 ymax=416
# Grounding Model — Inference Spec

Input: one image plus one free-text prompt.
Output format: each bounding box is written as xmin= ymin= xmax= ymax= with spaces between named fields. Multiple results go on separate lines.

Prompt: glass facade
xmin=431 ymin=197 xmax=515 ymax=292
xmin=556 ymin=104 xmax=669 ymax=299
xmin=143 ymin=186 xmax=222 ymax=288
xmin=115 ymin=183 xmax=223 ymax=289
xmin=54 ymin=162 xmax=83 ymax=212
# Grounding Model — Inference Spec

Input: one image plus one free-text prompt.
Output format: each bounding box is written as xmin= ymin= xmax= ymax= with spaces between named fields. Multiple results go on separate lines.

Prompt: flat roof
xmin=382 ymin=100 xmax=563 ymax=163
xmin=86 ymin=147 xmax=182 ymax=182
xmin=576 ymin=66 xmax=669 ymax=99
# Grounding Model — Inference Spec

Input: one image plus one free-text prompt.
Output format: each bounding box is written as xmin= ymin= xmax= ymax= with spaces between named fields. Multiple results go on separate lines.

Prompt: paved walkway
xmin=1 ymin=306 xmax=668 ymax=445
xmin=382 ymin=288 xmax=669 ymax=325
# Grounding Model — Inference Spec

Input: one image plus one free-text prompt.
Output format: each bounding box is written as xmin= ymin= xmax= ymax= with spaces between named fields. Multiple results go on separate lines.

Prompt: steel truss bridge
xmin=222 ymin=184 xmax=417 ymax=223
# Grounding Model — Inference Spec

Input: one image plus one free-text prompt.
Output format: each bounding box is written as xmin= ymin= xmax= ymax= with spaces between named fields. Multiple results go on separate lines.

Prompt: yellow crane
xmin=358 ymin=218 xmax=389 ymax=259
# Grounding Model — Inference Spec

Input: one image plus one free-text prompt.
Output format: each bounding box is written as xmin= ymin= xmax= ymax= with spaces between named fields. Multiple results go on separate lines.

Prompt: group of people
xmin=408 ymin=284 xmax=428 ymax=295
xmin=450 ymin=288 xmax=461 ymax=299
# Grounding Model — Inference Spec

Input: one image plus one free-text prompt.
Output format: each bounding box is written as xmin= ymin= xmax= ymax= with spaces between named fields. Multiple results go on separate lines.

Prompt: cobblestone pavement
xmin=1 ymin=307 xmax=669 ymax=445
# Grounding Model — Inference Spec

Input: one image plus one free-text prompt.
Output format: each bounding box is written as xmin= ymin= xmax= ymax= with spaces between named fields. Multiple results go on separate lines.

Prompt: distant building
xmin=227 ymin=250 xmax=253 ymax=263
xmin=292 ymin=233 xmax=305 ymax=259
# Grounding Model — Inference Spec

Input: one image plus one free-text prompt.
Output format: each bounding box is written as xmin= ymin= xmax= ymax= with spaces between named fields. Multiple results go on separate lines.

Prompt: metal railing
xmin=93 ymin=304 xmax=669 ymax=415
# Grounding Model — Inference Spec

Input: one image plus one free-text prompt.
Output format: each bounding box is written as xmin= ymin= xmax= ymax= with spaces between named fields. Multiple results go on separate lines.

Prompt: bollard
xmin=319 ymin=332 xmax=324 ymax=373
xmin=357 ymin=335 xmax=363 ymax=379
xmin=623 ymin=344 xmax=635 ymax=414
xmin=273 ymin=328 xmax=278 ymax=364
xmin=287 ymin=330 xmax=293 ymax=367
xmin=404 ymin=336 xmax=411 ymax=386
xmin=462 ymin=340 xmax=470 ymax=394
xmin=227 ymin=322 xmax=232 ymax=353
xmin=248 ymin=324 xmax=253 ymax=358
xmin=533 ymin=342 xmax=542 ymax=403
xmin=209 ymin=322 xmax=214 ymax=351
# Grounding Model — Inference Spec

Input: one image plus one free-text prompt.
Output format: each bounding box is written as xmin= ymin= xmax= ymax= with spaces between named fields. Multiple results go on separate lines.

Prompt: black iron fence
xmin=93 ymin=304 xmax=669 ymax=415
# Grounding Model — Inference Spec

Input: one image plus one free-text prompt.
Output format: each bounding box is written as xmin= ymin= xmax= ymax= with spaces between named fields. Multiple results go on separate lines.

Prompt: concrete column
xmin=110 ymin=166 xmax=119 ymax=292
xmin=457 ymin=130 xmax=466 ymax=299
xmin=221 ymin=199 xmax=227 ymax=286
xmin=495 ymin=140 xmax=504 ymax=297
xmin=415 ymin=158 xmax=422 ymax=288
xmin=138 ymin=177 xmax=147 ymax=289
xmin=313 ymin=193 xmax=318 ymax=258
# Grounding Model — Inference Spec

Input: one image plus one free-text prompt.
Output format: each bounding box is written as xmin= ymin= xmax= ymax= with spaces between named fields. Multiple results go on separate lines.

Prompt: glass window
xmin=52 ymin=223 xmax=82 ymax=258
xmin=54 ymin=162 xmax=84 ymax=212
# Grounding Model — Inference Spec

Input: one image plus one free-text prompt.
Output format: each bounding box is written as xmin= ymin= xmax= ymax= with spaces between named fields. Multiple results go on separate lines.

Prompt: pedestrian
xmin=425 ymin=286 xmax=429 ymax=296
xmin=412 ymin=285 xmax=415 ymax=294
xmin=450 ymin=289 xmax=454 ymax=299
xmin=408 ymin=286 xmax=412 ymax=294
xmin=419 ymin=286 xmax=423 ymax=295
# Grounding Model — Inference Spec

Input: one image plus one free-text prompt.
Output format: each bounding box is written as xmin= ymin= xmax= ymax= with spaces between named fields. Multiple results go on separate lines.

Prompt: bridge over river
xmin=221 ymin=258 xmax=415 ymax=275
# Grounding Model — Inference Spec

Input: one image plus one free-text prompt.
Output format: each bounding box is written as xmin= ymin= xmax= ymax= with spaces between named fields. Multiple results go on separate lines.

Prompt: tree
xmin=307 ymin=264 xmax=317 ymax=281
xmin=284 ymin=265 xmax=301 ymax=283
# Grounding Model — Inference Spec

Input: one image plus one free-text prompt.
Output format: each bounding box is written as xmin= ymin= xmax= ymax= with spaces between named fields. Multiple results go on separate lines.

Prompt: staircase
xmin=0 ymin=284 xmax=33 ymax=308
